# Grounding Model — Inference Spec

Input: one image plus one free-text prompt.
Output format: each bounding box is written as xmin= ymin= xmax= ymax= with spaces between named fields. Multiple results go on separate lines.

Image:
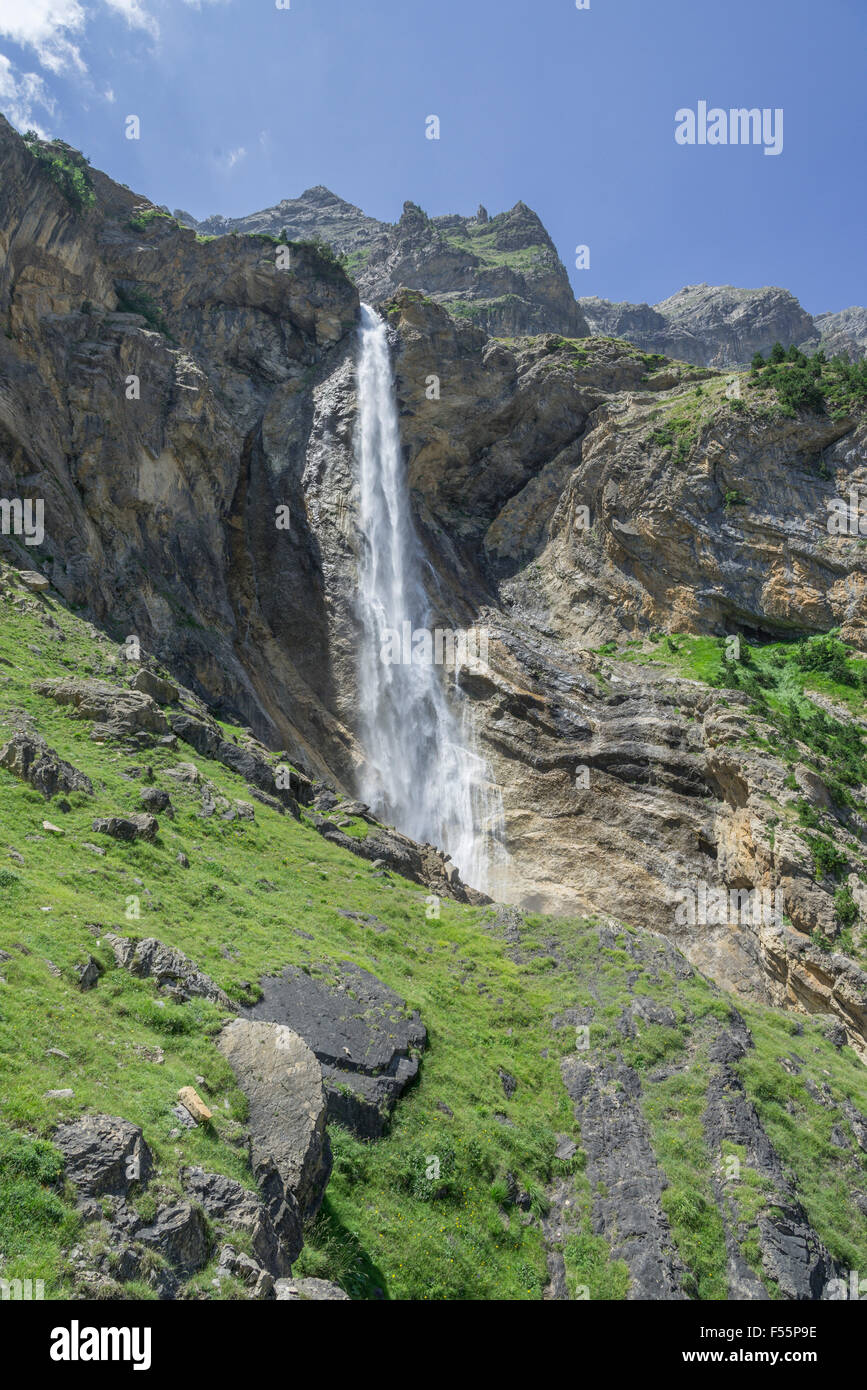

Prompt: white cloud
xmin=0 ymin=0 xmax=162 ymax=82
xmin=0 ymin=0 xmax=87 ymax=75
xmin=222 ymin=145 xmax=246 ymax=170
xmin=102 ymin=0 xmax=159 ymax=39
xmin=0 ymin=51 xmax=55 ymax=133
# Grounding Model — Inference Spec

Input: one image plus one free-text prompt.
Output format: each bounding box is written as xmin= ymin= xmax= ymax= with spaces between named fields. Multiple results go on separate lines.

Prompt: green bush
xmin=834 ymin=886 xmax=859 ymax=931
xmin=793 ymin=633 xmax=857 ymax=687
xmin=114 ymin=284 xmax=172 ymax=338
xmin=804 ymin=834 xmax=848 ymax=882
xmin=23 ymin=132 xmax=95 ymax=212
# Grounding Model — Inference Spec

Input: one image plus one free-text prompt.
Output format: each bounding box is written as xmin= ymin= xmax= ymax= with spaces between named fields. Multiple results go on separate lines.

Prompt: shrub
xmin=804 ymin=834 xmax=848 ymax=882
xmin=22 ymin=132 xmax=95 ymax=212
xmin=793 ymin=633 xmax=856 ymax=686
xmin=113 ymin=284 xmax=172 ymax=338
xmin=834 ymin=886 xmax=859 ymax=931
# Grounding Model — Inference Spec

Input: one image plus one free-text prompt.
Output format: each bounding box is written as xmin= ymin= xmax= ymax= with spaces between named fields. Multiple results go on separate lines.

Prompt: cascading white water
xmin=353 ymin=302 xmax=507 ymax=895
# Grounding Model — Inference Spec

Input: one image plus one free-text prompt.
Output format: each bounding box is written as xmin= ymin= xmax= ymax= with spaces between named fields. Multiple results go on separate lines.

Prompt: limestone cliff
xmin=1 ymin=116 xmax=866 ymax=1059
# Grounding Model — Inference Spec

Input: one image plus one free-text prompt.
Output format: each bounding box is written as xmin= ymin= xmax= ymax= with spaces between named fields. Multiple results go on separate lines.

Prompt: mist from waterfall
xmin=352 ymin=302 xmax=507 ymax=896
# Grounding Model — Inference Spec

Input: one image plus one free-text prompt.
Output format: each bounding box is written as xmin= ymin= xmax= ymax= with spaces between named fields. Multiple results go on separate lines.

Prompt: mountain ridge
xmin=174 ymin=187 xmax=865 ymax=365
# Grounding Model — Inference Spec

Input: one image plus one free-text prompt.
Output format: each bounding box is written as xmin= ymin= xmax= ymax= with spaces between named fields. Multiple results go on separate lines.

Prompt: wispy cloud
xmin=0 ymin=0 xmax=87 ymax=76
xmin=102 ymin=0 xmax=160 ymax=40
xmin=219 ymin=145 xmax=246 ymax=171
xmin=0 ymin=52 xmax=55 ymax=133
xmin=0 ymin=0 xmax=232 ymax=133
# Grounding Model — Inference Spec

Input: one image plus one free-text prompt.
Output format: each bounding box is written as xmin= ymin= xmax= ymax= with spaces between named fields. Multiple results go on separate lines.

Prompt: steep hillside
xmin=1 ymin=117 xmax=866 ymax=1303
xmin=1 ymin=584 xmax=866 ymax=1301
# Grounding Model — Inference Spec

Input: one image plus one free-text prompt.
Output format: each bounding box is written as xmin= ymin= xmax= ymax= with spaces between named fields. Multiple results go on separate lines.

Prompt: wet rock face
xmin=244 ymin=962 xmax=426 ymax=1138
xmin=216 ymin=1019 xmax=332 ymax=1261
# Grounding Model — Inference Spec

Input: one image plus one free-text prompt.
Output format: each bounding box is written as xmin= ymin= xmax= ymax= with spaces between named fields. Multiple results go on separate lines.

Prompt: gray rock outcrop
xmin=0 ymin=731 xmax=93 ymax=799
xmin=245 ymin=962 xmax=426 ymax=1137
xmin=216 ymin=1019 xmax=332 ymax=1263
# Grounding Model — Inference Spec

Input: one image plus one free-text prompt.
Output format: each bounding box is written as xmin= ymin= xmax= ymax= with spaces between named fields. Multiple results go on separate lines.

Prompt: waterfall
xmin=353 ymin=302 xmax=507 ymax=896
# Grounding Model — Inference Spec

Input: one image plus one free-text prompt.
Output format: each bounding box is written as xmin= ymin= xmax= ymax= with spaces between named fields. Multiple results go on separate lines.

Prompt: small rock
xmin=498 ymin=1067 xmax=518 ymax=1099
xmin=140 ymin=787 xmax=173 ymax=817
xmin=91 ymin=813 xmax=158 ymax=842
xmin=42 ymin=821 xmax=63 ymax=834
xmin=18 ymin=571 xmax=49 ymax=592
xmin=47 ymin=1047 xmax=70 ymax=1059
xmin=76 ymin=956 xmax=100 ymax=991
xmin=176 ymin=851 xmax=190 ymax=868
xmin=44 ymin=1089 xmax=74 ymax=1099
xmin=177 ymin=1086 xmax=213 ymax=1125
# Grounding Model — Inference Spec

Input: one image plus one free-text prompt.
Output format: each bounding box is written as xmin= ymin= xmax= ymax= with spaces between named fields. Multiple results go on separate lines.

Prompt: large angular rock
xmin=135 ymin=1201 xmax=209 ymax=1276
xmin=169 ymin=711 xmax=221 ymax=758
xmin=245 ymin=962 xmax=426 ymax=1138
xmin=0 ymin=731 xmax=93 ymax=800
xmin=35 ymin=678 xmax=169 ymax=737
xmin=181 ymin=1166 xmax=292 ymax=1277
xmin=104 ymin=933 xmax=235 ymax=1008
xmin=54 ymin=1114 xmax=154 ymax=1197
xmin=216 ymin=1019 xmax=331 ymax=1262
xmin=17 ymin=570 xmax=50 ymax=592
xmin=130 ymin=668 xmax=178 ymax=704
xmin=91 ymin=813 xmax=158 ymax=842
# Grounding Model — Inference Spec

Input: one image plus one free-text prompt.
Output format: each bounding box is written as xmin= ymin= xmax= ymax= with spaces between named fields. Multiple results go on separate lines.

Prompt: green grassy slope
xmin=1 ymin=573 xmax=865 ymax=1300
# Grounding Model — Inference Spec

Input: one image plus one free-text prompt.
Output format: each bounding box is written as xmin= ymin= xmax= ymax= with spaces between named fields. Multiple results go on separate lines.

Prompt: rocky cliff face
xmin=579 ymin=284 xmax=821 ymax=368
xmin=2 ymin=117 xmax=867 ymax=1303
xmin=809 ymin=306 xmax=867 ymax=362
xmin=178 ymin=184 xmax=866 ymax=365
xmin=355 ymin=199 xmax=588 ymax=339
xmin=1 ymin=115 xmax=866 ymax=1057
xmin=176 ymin=184 xmax=385 ymax=257
xmin=179 ymin=190 xmax=586 ymax=340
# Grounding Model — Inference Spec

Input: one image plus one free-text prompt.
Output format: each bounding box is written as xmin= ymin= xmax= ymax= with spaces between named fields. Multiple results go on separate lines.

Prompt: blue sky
xmin=0 ymin=0 xmax=863 ymax=314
